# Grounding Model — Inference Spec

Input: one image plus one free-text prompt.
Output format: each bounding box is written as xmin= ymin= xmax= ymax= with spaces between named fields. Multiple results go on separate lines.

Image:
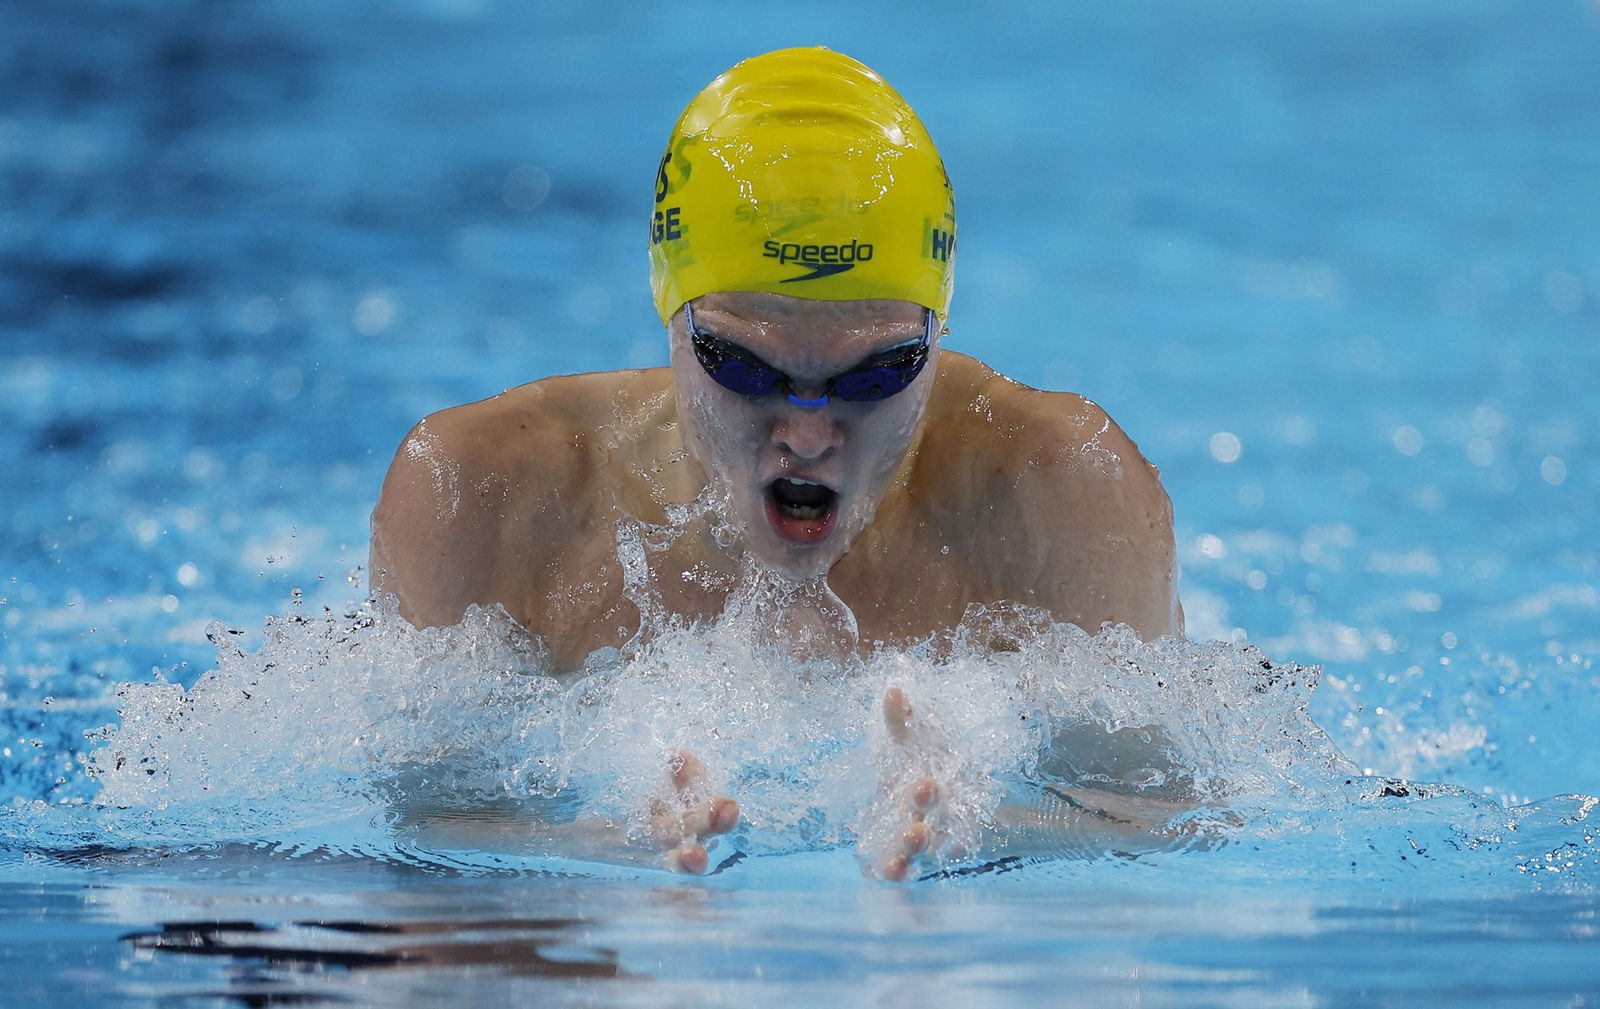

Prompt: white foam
xmin=0 ymin=585 xmax=1578 ymax=892
xmin=58 ymin=575 xmax=1377 ymax=870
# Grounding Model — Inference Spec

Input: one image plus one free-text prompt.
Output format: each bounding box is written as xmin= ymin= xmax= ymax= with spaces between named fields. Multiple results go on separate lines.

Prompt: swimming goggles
xmin=684 ymin=301 xmax=934 ymax=408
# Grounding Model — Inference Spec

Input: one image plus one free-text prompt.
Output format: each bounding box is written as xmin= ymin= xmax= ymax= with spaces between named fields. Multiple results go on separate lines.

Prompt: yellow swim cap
xmin=649 ymin=47 xmax=957 ymax=325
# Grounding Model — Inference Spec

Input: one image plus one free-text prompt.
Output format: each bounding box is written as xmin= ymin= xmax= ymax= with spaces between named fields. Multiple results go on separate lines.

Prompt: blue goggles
xmin=684 ymin=301 xmax=935 ymax=408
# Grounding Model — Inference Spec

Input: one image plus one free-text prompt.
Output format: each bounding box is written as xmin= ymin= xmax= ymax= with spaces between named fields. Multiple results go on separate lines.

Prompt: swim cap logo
xmin=761 ymin=239 xmax=875 ymax=282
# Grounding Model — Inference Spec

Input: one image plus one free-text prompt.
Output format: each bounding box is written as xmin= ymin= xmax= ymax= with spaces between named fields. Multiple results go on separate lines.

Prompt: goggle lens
xmin=686 ymin=303 xmax=932 ymax=405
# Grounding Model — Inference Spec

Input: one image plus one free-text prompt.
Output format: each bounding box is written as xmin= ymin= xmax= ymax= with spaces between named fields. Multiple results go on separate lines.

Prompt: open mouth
xmin=764 ymin=477 xmax=838 ymax=544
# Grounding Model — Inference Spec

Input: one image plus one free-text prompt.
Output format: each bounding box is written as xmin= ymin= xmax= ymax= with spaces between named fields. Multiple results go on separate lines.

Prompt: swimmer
xmin=371 ymin=48 xmax=1183 ymax=877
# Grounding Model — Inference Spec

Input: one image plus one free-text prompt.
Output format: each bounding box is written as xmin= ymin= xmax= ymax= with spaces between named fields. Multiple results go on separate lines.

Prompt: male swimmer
xmin=371 ymin=48 xmax=1183 ymax=878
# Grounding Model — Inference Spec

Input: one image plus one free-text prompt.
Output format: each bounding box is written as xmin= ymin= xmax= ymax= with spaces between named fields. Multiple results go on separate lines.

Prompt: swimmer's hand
xmin=861 ymin=690 xmax=1214 ymax=882
xmin=650 ymin=750 xmax=740 ymax=874
xmin=867 ymin=687 xmax=957 ymax=882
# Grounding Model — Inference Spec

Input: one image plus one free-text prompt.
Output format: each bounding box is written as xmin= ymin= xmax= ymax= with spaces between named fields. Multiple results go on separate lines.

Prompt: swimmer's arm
xmin=989 ymin=721 xmax=1208 ymax=860
xmin=397 ymin=751 xmax=738 ymax=875
xmin=1003 ymin=392 xmax=1184 ymax=640
xmin=370 ymin=400 xmax=563 ymax=628
xmin=986 ymin=783 xmax=1209 ymax=861
xmin=370 ymin=415 xmax=505 ymax=626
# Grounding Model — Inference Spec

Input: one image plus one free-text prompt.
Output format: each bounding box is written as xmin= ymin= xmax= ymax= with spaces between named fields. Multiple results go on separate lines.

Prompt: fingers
xmin=667 ymin=842 xmax=708 ymax=875
xmin=681 ymin=796 xmax=740 ymax=839
xmin=873 ymin=777 xmax=940 ymax=881
xmin=900 ymin=820 xmax=930 ymax=856
xmin=653 ymin=751 xmax=740 ymax=874
xmin=883 ymin=687 xmax=913 ymax=742
xmin=669 ymin=750 xmax=705 ymax=793
xmin=875 ymin=825 xmax=930 ymax=882
xmin=709 ymin=796 xmax=741 ymax=835
xmin=875 ymin=693 xmax=946 ymax=881
xmin=662 ymin=800 xmax=737 ymax=875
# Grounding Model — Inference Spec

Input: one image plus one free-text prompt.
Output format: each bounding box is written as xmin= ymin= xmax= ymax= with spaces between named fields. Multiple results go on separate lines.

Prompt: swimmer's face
xmin=669 ymin=291 xmax=939 ymax=578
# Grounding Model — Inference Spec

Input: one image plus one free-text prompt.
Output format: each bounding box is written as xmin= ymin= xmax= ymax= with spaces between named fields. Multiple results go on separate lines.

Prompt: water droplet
xmin=1391 ymin=425 xmax=1424 ymax=457
xmin=1209 ymin=431 xmax=1241 ymax=464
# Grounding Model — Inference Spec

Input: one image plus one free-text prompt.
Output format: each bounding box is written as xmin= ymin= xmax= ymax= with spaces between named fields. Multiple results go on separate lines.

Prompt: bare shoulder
xmin=929 ymin=352 xmax=1164 ymax=493
xmin=375 ymin=374 xmax=601 ymax=540
xmin=369 ymin=368 xmax=675 ymax=627
xmin=921 ymin=352 xmax=1182 ymax=638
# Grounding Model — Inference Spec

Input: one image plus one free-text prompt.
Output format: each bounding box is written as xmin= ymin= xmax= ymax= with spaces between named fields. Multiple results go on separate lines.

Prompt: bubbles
xmin=353 ymin=290 xmax=398 ymax=336
xmin=1541 ymin=456 xmax=1569 ymax=486
xmin=238 ymin=296 xmax=280 ymax=335
xmin=1209 ymin=431 xmax=1242 ymax=464
xmin=1466 ymin=437 xmax=1495 ymax=467
xmin=1406 ymin=591 xmax=1443 ymax=613
xmin=502 ymin=164 xmax=551 ymax=212
xmin=1279 ymin=413 xmax=1317 ymax=448
xmin=1392 ymin=425 xmax=1424 ymax=457
xmin=181 ymin=448 xmax=223 ymax=484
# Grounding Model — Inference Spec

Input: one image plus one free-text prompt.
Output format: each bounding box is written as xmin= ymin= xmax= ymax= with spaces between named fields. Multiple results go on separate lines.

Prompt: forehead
xmin=689 ymin=292 xmax=926 ymax=368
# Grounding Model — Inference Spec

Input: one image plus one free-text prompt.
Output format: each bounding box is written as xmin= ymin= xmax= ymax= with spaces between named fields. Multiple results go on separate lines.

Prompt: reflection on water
xmin=4 ymin=867 xmax=1593 ymax=1008
xmin=124 ymin=916 xmax=626 ymax=998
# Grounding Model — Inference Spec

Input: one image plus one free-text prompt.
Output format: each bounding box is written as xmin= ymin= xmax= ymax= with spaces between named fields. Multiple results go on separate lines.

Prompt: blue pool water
xmin=3 ymin=0 xmax=1599 ymax=1004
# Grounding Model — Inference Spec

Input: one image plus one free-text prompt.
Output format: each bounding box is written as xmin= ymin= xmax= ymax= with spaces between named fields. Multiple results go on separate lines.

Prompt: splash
xmin=4 ymin=565 xmax=1595 ymax=889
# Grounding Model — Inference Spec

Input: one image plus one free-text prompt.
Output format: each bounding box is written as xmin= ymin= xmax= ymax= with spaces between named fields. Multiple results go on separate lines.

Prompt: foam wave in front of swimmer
xmin=5 ymin=596 xmax=1594 ymax=891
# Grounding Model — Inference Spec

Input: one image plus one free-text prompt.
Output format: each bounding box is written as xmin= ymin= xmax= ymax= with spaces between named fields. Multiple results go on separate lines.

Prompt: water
xmin=4 ymin=0 xmax=1599 ymax=1004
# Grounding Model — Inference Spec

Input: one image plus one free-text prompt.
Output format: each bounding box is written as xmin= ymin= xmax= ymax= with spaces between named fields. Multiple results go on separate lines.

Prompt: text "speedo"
xmin=762 ymin=239 xmax=875 ymax=265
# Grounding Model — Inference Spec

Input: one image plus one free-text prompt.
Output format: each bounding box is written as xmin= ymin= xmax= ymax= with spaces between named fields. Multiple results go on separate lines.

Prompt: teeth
xmin=783 ymin=477 xmax=820 ymax=487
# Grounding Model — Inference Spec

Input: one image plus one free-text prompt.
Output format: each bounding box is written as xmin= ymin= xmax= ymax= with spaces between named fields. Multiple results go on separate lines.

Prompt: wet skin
xmin=667 ymin=295 xmax=937 ymax=580
xmin=653 ymin=750 xmax=740 ymax=874
xmin=877 ymin=686 xmax=941 ymax=883
xmin=370 ymin=291 xmax=1184 ymax=876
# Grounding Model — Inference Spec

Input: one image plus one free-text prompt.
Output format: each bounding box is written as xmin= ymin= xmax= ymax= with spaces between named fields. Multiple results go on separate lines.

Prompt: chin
xmin=744 ymin=517 xmax=851 ymax=578
xmin=746 ymin=530 xmax=840 ymax=580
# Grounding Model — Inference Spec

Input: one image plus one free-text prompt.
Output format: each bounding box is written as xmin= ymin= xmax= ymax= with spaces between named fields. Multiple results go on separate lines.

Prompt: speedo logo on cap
xmin=762 ymin=239 xmax=874 ymax=282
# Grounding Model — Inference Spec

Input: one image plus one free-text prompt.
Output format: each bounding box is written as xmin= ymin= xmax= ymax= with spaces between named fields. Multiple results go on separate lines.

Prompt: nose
xmin=772 ymin=400 xmax=842 ymax=460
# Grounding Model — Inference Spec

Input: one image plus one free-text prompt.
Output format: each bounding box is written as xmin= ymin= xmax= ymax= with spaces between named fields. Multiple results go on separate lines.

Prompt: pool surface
xmin=3 ymin=0 xmax=1599 ymax=1005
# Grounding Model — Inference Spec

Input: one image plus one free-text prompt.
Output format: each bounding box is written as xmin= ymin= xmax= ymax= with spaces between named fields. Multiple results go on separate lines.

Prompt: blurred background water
xmin=2 ymin=0 xmax=1598 ymax=1004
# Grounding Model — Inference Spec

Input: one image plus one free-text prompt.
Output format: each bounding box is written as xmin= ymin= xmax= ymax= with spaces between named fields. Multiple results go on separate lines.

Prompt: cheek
xmin=670 ymin=357 xmax=720 ymax=451
xmin=679 ymin=382 xmax=765 ymax=474
xmin=858 ymin=398 xmax=925 ymax=471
